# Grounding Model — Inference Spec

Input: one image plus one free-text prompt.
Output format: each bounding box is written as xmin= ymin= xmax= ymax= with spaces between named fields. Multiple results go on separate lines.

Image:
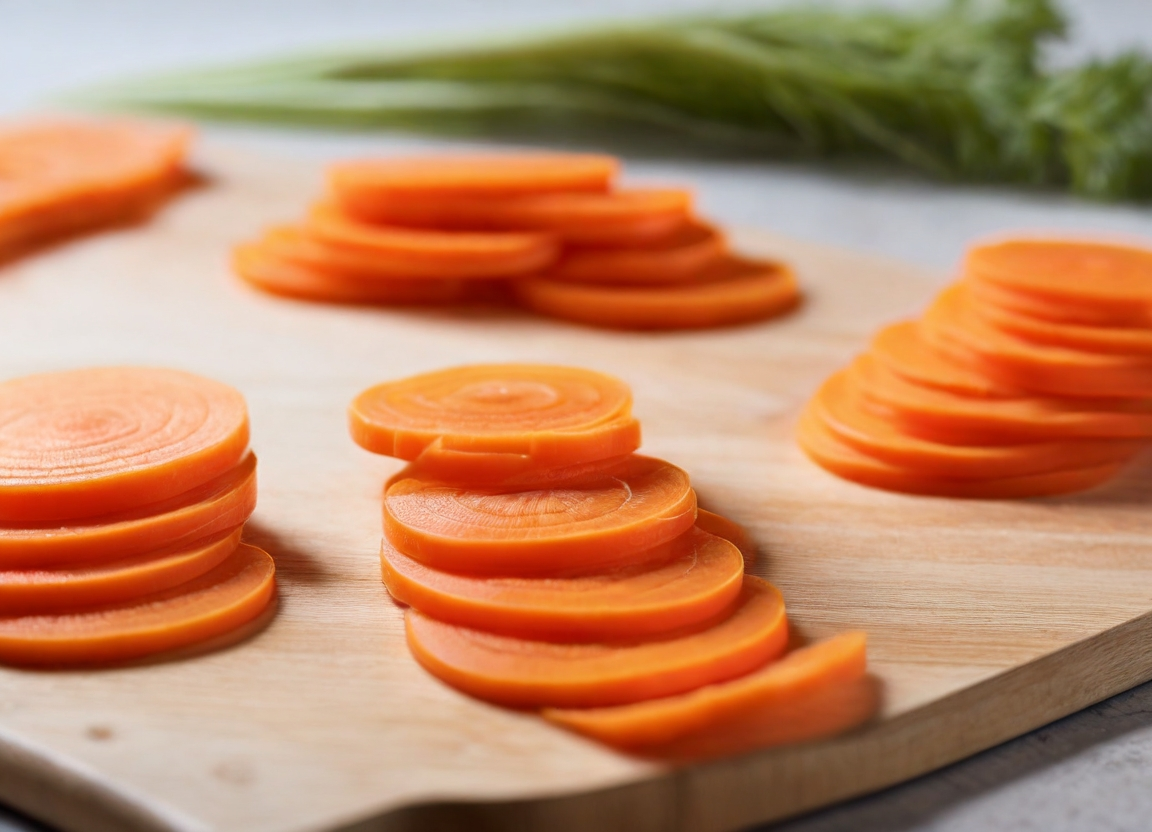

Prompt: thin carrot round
xmin=349 ymin=364 xmax=638 ymax=462
xmin=404 ymin=576 xmax=788 ymax=708
xmin=514 ymin=256 xmax=800 ymax=330
xmin=972 ymin=296 xmax=1152 ymax=356
xmin=383 ymin=455 xmax=697 ymax=575
xmin=0 ymin=452 xmax=257 ymax=569
xmin=869 ymin=322 xmax=1016 ymax=398
xmin=0 ymin=543 xmax=275 ymax=667
xmin=549 ymin=219 xmax=726 ymax=285
xmin=0 ymin=367 xmax=249 ymax=523
xmin=405 ymin=440 xmax=636 ymax=488
xmin=694 ymin=509 xmax=757 ymax=565
xmin=965 ymin=277 xmax=1152 ymax=329
xmin=381 ymin=528 xmax=744 ymax=641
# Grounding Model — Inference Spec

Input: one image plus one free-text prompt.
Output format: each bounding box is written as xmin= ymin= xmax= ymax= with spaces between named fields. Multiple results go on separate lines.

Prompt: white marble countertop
xmin=2 ymin=1 xmax=1151 ymax=830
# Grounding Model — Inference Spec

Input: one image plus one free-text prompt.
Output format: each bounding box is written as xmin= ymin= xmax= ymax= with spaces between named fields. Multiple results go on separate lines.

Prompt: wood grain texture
xmin=1 ymin=144 xmax=1151 ymax=832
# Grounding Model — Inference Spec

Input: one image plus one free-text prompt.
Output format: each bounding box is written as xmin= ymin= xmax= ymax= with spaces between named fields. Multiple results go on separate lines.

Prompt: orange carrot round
xmin=405 ymin=439 xmax=635 ymax=488
xmin=869 ymin=321 xmax=1017 ymax=399
xmin=0 ymin=367 xmax=249 ymax=523
xmin=966 ymin=277 xmax=1152 ymax=329
xmin=549 ymin=220 xmax=726 ymax=284
xmin=694 ymin=509 xmax=757 ymax=565
xmin=972 ymin=296 xmax=1152 ymax=356
xmin=404 ymin=576 xmax=787 ymax=708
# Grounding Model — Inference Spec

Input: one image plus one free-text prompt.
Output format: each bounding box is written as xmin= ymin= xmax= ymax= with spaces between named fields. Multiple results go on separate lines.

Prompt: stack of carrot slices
xmin=799 ymin=238 xmax=1152 ymax=498
xmin=235 ymin=154 xmax=800 ymax=330
xmin=0 ymin=120 xmax=190 ymax=257
xmin=350 ymin=364 xmax=873 ymax=758
xmin=0 ymin=367 xmax=275 ymax=666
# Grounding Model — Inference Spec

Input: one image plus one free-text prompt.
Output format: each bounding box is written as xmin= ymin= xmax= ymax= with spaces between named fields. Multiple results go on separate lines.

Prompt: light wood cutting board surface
xmin=1 ymin=145 xmax=1151 ymax=832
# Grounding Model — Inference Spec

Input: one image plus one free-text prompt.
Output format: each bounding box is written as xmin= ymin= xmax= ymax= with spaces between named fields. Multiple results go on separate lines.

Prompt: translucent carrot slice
xmin=966 ymin=277 xmax=1152 ymax=329
xmin=384 ymin=455 xmax=697 ymax=575
xmin=0 ymin=452 xmax=257 ymax=569
xmin=869 ymin=321 xmax=1016 ymax=398
xmin=0 ymin=528 xmax=242 ymax=615
xmin=329 ymin=154 xmax=618 ymax=200
xmin=381 ymin=527 xmax=744 ymax=641
xmin=404 ymin=576 xmax=787 ymax=708
xmin=307 ymin=203 xmax=559 ymax=277
xmin=0 ymin=543 xmax=275 ymax=667
xmin=514 ymin=256 xmax=800 ymax=330
xmin=0 ymin=367 xmax=249 ymax=523
xmin=544 ymin=632 xmax=873 ymax=756
xmin=972 ymin=296 xmax=1152 ymax=356
xmin=349 ymin=364 xmax=638 ymax=462
xmin=549 ymin=220 xmax=726 ymax=285
xmin=797 ymin=405 xmax=1124 ymax=498
xmin=694 ymin=509 xmax=757 ymax=565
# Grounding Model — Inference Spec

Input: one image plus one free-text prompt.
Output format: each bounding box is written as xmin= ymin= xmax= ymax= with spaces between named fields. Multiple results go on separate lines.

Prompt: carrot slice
xmin=381 ymin=527 xmax=744 ymax=641
xmin=797 ymin=405 xmax=1124 ymax=498
xmin=0 ymin=543 xmax=275 ymax=667
xmin=694 ymin=509 xmax=757 ymax=565
xmin=384 ymin=455 xmax=697 ymax=575
xmin=404 ymin=576 xmax=787 ymax=708
xmin=329 ymin=154 xmax=618 ymax=200
xmin=814 ymin=369 xmax=1141 ymax=478
xmin=965 ymin=277 xmax=1152 ymax=329
xmin=0 ymin=528 xmax=242 ymax=615
xmin=549 ymin=219 xmax=726 ymax=285
xmin=307 ymin=203 xmax=559 ymax=277
xmin=233 ymin=242 xmax=507 ymax=306
xmin=405 ymin=439 xmax=636 ymax=488
xmin=0 ymin=452 xmax=257 ymax=569
xmin=972 ymin=296 xmax=1152 ymax=356
xmin=342 ymin=189 xmax=692 ymax=247
xmin=349 ymin=364 xmax=638 ymax=462
xmin=0 ymin=367 xmax=249 ymax=523
xmin=544 ymin=632 xmax=872 ymax=756
xmin=869 ymin=321 xmax=1017 ymax=398
xmin=514 ymin=256 xmax=800 ymax=330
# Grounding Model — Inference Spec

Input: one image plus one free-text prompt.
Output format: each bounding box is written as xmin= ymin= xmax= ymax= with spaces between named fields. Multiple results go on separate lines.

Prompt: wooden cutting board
xmin=2 ymin=144 xmax=1152 ymax=832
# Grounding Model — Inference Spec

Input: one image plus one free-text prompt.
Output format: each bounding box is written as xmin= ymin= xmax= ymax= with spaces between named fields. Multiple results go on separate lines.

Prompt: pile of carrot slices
xmin=350 ymin=364 xmax=874 ymax=758
xmin=799 ymin=238 xmax=1152 ymax=498
xmin=0 ymin=367 xmax=275 ymax=666
xmin=0 ymin=119 xmax=190 ymax=258
xmin=235 ymin=154 xmax=800 ymax=330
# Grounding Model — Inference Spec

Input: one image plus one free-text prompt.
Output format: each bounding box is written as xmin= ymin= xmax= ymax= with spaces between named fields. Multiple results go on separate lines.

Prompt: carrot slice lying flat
xmin=404 ymin=437 xmax=637 ymax=486
xmin=0 ymin=452 xmax=256 ymax=569
xmin=549 ymin=220 xmax=726 ymax=284
xmin=869 ymin=321 xmax=1016 ymax=398
xmin=381 ymin=528 xmax=744 ymax=641
xmin=694 ymin=509 xmax=757 ymax=565
xmin=0 ymin=528 xmax=242 ymax=615
xmin=384 ymin=455 xmax=697 ymax=574
xmin=965 ymin=277 xmax=1152 ymax=329
xmin=349 ymin=364 xmax=638 ymax=462
xmin=404 ymin=576 xmax=787 ymax=708
xmin=544 ymin=632 xmax=871 ymax=755
xmin=515 ymin=256 xmax=800 ymax=330
xmin=0 ymin=543 xmax=275 ymax=666
xmin=0 ymin=367 xmax=249 ymax=523
xmin=972 ymin=296 xmax=1152 ymax=356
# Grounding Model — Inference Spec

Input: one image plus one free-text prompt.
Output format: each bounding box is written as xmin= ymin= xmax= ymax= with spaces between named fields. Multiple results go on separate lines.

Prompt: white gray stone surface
xmin=1 ymin=2 xmax=1151 ymax=831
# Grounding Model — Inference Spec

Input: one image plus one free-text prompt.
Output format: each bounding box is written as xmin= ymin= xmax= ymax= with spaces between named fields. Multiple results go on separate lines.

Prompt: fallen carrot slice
xmin=0 ymin=543 xmax=275 ymax=667
xmin=0 ymin=528 xmax=242 ymax=615
xmin=329 ymin=154 xmax=618 ymax=201
xmin=814 ymin=369 xmax=1141 ymax=478
xmin=549 ymin=219 xmax=727 ymax=285
xmin=404 ymin=576 xmax=787 ymax=708
xmin=694 ymin=509 xmax=757 ymax=565
xmin=384 ymin=455 xmax=697 ymax=575
xmin=514 ymin=256 xmax=800 ymax=330
xmin=965 ymin=277 xmax=1152 ymax=329
xmin=0 ymin=367 xmax=249 ymax=523
xmin=349 ymin=363 xmax=638 ymax=462
xmin=307 ymin=203 xmax=559 ymax=277
xmin=869 ymin=321 xmax=1017 ymax=398
xmin=797 ymin=405 xmax=1123 ymax=498
xmin=972 ymin=296 xmax=1152 ymax=356
xmin=544 ymin=632 xmax=872 ymax=756
xmin=381 ymin=527 xmax=744 ymax=641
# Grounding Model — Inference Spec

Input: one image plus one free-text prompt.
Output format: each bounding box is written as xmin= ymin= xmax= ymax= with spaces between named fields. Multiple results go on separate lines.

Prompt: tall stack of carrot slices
xmin=350 ymin=364 xmax=873 ymax=758
xmin=799 ymin=238 xmax=1152 ymax=498
xmin=0 ymin=120 xmax=190 ymax=257
xmin=0 ymin=367 xmax=275 ymax=666
xmin=235 ymin=154 xmax=800 ymax=330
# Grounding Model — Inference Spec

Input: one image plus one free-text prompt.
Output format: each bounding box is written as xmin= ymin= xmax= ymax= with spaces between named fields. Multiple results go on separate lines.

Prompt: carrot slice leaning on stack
xmin=0 ymin=367 xmax=275 ymax=666
xmin=352 ymin=363 xmax=874 ymax=757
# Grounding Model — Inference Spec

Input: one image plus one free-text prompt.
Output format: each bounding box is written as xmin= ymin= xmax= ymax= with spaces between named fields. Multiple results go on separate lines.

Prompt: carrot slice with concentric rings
xmin=549 ymin=220 xmax=726 ymax=285
xmin=0 ymin=367 xmax=249 ymax=523
xmin=404 ymin=576 xmax=787 ymax=708
xmin=383 ymin=455 xmax=697 ymax=575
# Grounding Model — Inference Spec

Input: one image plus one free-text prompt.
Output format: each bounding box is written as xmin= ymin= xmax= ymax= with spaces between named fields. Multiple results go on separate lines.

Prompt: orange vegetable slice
xmin=514 ymin=256 xmax=800 ymax=330
xmin=0 ymin=367 xmax=249 ymax=523
xmin=869 ymin=321 xmax=1016 ymax=398
xmin=0 ymin=451 xmax=257 ymax=569
xmin=544 ymin=632 xmax=873 ymax=756
xmin=383 ymin=455 xmax=697 ymax=575
xmin=380 ymin=527 xmax=744 ymax=641
xmin=0 ymin=528 xmax=242 ymax=615
xmin=0 ymin=543 xmax=275 ymax=667
xmin=549 ymin=219 xmax=726 ymax=284
xmin=972 ymin=295 xmax=1152 ymax=356
xmin=694 ymin=509 xmax=757 ymax=565
xmin=349 ymin=363 xmax=638 ymax=462
xmin=404 ymin=439 xmax=635 ymax=487
xmin=965 ymin=277 xmax=1152 ymax=329
xmin=404 ymin=576 xmax=788 ymax=708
